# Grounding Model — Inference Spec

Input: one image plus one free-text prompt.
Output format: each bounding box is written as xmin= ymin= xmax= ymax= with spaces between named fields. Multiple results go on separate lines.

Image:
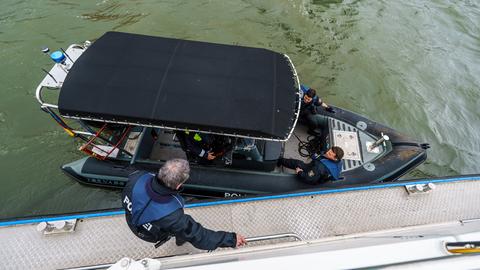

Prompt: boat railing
xmin=35 ymin=42 xmax=96 ymax=138
xmin=283 ymin=53 xmax=302 ymax=142
xmin=35 ymin=43 xmax=87 ymax=108
xmin=245 ymin=232 xmax=303 ymax=242
xmin=36 ymin=85 xmax=59 ymax=109
xmin=34 ymin=42 xmax=135 ymax=159
xmin=62 ymin=232 xmax=304 ymax=270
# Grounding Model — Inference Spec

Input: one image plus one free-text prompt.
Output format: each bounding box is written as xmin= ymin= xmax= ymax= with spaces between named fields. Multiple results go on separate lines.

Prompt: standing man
xmin=300 ymin=85 xmax=335 ymax=135
xmin=278 ymin=146 xmax=344 ymax=184
xmin=122 ymin=159 xmax=247 ymax=250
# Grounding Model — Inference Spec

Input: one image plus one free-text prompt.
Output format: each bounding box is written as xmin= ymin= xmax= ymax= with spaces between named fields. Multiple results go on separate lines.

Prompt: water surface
xmin=1 ymin=0 xmax=479 ymax=219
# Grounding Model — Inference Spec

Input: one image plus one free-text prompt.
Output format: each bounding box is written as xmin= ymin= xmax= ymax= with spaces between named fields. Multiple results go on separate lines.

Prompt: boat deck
xmin=146 ymin=114 xmax=378 ymax=176
xmin=1 ymin=176 xmax=480 ymax=269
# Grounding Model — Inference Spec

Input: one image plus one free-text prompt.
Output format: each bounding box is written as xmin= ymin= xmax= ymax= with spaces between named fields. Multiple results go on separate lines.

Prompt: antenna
xmin=40 ymin=47 xmax=59 ymax=83
xmin=60 ymin=47 xmax=74 ymax=63
xmin=41 ymin=68 xmax=58 ymax=83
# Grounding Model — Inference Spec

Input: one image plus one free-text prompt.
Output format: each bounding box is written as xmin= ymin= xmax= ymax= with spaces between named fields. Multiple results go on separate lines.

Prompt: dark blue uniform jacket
xmin=122 ymin=171 xmax=236 ymax=250
xmin=300 ymin=85 xmax=322 ymax=114
xmin=298 ymin=158 xmax=342 ymax=184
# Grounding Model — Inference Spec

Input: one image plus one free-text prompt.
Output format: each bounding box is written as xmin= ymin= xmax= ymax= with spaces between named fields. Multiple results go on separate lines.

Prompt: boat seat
xmin=264 ymin=141 xmax=282 ymax=161
xmin=175 ymin=132 xmax=189 ymax=153
xmin=229 ymin=141 xmax=280 ymax=172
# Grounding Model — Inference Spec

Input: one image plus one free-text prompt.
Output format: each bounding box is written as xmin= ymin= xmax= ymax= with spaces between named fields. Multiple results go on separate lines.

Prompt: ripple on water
xmin=79 ymin=1 xmax=149 ymax=30
xmin=1 ymin=0 xmax=480 ymax=218
xmin=0 ymin=145 xmax=8 ymax=156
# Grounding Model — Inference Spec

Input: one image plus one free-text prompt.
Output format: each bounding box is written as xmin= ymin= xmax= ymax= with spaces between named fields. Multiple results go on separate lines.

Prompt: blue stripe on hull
xmin=2 ymin=175 xmax=479 ymax=227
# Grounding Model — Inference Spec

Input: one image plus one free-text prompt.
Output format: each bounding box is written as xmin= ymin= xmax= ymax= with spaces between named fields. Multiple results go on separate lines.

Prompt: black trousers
xmin=279 ymin=158 xmax=309 ymax=171
xmin=301 ymin=110 xmax=328 ymax=133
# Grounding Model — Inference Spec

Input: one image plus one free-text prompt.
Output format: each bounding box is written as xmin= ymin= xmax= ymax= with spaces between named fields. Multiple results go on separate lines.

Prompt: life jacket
xmin=131 ymin=173 xmax=184 ymax=226
xmin=300 ymin=84 xmax=310 ymax=95
xmin=319 ymin=158 xmax=342 ymax=180
xmin=300 ymin=84 xmax=318 ymax=105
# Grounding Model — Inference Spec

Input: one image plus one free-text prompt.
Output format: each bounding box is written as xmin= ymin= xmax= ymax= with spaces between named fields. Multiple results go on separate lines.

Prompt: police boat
xmin=35 ymin=31 xmax=429 ymax=199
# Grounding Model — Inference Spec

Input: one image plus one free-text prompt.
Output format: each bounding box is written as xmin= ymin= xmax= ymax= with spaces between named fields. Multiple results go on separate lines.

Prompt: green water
xmin=1 ymin=0 xmax=479 ymax=219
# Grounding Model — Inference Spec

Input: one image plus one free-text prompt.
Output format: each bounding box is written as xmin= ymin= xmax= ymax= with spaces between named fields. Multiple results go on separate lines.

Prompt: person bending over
xmin=181 ymin=132 xmax=233 ymax=164
xmin=278 ymin=146 xmax=344 ymax=184
xmin=122 ymin=158 xmax=247 ymax=250
xmin=300 ymin=85 xmax=335 ymax=135
xmin=183 ymin=131 xmax=217 ymax=161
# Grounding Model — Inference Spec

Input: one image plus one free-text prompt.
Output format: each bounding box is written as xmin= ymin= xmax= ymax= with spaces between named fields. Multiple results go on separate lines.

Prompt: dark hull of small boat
xmin=62 ymin=106 xmax=428 ymax=199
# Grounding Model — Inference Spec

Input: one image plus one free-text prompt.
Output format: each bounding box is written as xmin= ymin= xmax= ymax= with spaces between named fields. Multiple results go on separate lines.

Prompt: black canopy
xmin=59 ymin=32 xmax=299 ymax=140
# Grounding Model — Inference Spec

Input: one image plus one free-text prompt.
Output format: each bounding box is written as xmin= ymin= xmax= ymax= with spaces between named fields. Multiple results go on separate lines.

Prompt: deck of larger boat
xmin=2 ymin=175 xmax=480 ymax=269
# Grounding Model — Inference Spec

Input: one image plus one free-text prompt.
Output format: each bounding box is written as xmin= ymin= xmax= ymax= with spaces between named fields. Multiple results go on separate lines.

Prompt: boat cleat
xmin=405 ymin=183 xmax=436 ymax=195
xmin=36 ymin=219 xmax=77 ymax=235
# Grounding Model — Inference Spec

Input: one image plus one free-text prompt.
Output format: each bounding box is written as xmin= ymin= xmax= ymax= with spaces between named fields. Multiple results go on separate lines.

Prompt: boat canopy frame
xmin=36 ymin=32 xmax=302 ymax=142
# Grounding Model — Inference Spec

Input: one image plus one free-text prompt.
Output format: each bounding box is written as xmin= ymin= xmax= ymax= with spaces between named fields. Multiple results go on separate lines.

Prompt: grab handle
xmin=246 ymin=233 xmax=303 ymax=242
xmin=445 ymin=241 xmax=480 ymax=254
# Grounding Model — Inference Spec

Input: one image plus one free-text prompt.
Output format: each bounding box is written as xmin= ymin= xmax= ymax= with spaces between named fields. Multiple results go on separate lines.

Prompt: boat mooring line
xmin=1 ymin=175 xmax=479 ymax=227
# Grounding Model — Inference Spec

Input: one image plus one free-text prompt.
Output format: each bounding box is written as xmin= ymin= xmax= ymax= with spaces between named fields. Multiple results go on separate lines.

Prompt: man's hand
xmin=295 ymin=167 xmax=303 ymax=174
xmin=325 ymin=106 xmax=335 ymax=113
xmin=207 ymin=152 xmax=216 ymax=160
xmin=236 ymin=234 xmax=247 ymax=247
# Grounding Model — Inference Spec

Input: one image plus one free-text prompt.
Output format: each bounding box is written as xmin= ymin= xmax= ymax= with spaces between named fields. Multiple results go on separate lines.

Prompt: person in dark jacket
xmin=182 ymin=132 xmax=216 ymax=161
xmin=181 ymin=132 xmax=233 ymax=164
xmin=300 ymin=85 xmax=335 ymax=135
xmin=122 ymin=158 xmax=247 ymax=250
xmin=278 ymin=146 xmax=344 ymax=184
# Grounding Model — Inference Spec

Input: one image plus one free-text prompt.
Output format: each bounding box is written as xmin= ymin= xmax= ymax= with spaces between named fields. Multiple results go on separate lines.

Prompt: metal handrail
xmin=283 ymin=53 xmax=302 ymax=142
xmin=445 ymin=241 xmax=480 ymax=254
xmin=35 ymin=43 xmax=86 ymax=108
xmin=35 ymin=84 xmax=59 ymax=108
xmin=66 ymin=233 xmax=304 ymax=270
xmin=246 ymin=232 xmax=303 ymax=242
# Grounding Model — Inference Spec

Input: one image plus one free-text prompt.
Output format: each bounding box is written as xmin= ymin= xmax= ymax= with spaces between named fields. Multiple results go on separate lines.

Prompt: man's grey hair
xmin=157 ymin=159 xmax=190 ymax=189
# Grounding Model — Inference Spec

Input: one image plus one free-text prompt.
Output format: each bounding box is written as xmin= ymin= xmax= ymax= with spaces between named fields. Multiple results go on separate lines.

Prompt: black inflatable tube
xmin=62 ymin=106 xmax=427 ymax=198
